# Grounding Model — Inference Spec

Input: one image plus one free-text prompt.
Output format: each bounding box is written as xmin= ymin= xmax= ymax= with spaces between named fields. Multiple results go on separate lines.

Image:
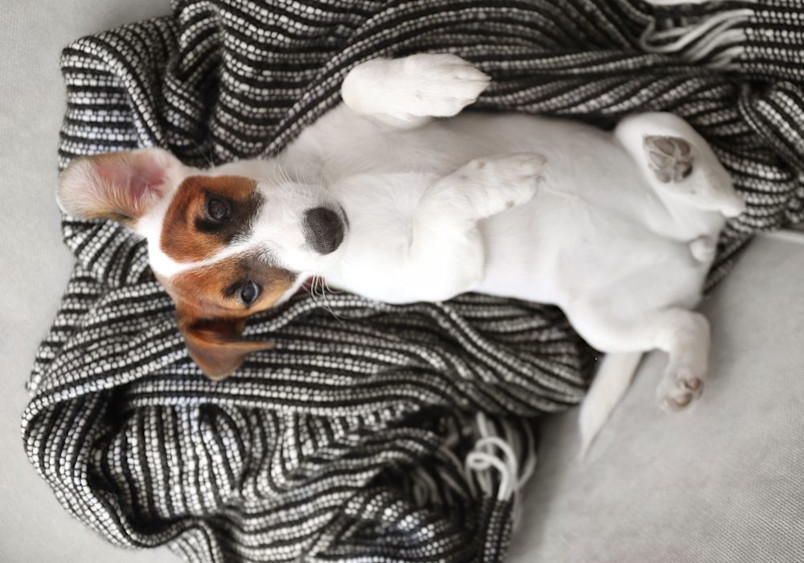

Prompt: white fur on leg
xmin=689 ymin=236 xmax=717 ymax=263
xmin=579 ymin=352 xmax=644 ymax=457
xmin=340 ymin=54 xmax=490 ymax=127
xmin=422 ymin=154 xmax=545 ymax=219
xmin=615 ymin=112 xmax=745 ymax=218
xmin=397 ymin=154 xmax=544 ymax=302
xmin=654 ymin=311 xmax=710 ymax=412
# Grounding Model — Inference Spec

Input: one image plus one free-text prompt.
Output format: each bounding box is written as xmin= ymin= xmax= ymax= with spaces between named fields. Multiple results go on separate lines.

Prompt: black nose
xmin=304 ymin=207 xmax=345 ymax=255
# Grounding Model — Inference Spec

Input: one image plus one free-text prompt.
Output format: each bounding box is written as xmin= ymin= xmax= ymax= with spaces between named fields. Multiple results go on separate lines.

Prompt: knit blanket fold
xmin=23 ymin=1 xmax=804 ymax=561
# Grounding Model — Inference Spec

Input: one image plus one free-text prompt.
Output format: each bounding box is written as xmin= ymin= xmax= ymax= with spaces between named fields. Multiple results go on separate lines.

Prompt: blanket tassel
xmin=640 ymin=8 xmax=753 ymax=69
xmin=465 ymin=413 xmax=537 ymax=531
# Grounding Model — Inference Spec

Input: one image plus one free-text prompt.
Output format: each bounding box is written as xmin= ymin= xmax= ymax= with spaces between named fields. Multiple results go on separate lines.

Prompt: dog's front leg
xmin=340 ymin=54 xmax=491 ymax=129
xmin=420 ymin=154 xmax=546 ymax=219
xmin=404 ymin=154 xmax=545 ymax=301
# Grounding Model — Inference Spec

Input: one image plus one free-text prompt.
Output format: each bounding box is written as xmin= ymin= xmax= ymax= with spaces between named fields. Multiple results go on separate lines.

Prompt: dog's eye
xmin=240 ymin=281 xmax=261 ymax=306
xmin=205 ymin=196 xmax=231 ymax=222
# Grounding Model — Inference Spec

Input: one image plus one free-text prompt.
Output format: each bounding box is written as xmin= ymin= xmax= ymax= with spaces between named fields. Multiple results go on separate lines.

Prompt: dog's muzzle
xmin=304 ymin=206 xmax=346 ymax=254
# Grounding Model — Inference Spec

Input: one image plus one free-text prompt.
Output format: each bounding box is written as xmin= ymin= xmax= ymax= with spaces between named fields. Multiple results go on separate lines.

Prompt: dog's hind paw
xmin=657 ymin=365 xmax=704 ymax=412
xmin=643 ymin=132 xmax=746 ymax=218
xmin=644 ymin=135 xmax=693 ymax=184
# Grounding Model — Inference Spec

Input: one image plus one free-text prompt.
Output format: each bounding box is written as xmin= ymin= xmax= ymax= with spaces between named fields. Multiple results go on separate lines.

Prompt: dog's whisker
xmin=277 ymin=163 xmax=296 ymax=187
xmin=306 ymin=275 xmax=346 ymax=323
xmin=322 ymin=278 xmax=343 ymax=296
xmin=190 ymin=141 xmax=215 ymax=170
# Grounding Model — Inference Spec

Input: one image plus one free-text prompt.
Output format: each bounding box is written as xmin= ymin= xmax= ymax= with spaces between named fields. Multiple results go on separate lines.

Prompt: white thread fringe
xmin=640 ymin=8 xmax=753 ymax=69
xmin=464 ymin=413 xmax=537 ymax=529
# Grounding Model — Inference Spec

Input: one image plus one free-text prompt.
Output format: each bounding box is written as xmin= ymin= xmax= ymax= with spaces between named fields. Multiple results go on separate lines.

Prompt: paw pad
xmin=644 ymin=135 xmax=694 ymax=183
xmin=657 ymin=367 xmax=704 ymax=412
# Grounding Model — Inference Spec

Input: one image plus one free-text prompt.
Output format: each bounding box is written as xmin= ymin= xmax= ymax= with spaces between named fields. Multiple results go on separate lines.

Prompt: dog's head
xmin=58 ymin=148 xmax=348 ymax=379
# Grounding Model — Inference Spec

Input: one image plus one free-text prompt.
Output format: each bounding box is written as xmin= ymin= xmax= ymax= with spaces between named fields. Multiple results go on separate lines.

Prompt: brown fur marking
xmin=159 ymin=253 xmax=296 ymax=379
xmin=160 ymin=175 xmax=262 ymax=262
xmin=167 ymin=252 xmax=297 ymax=320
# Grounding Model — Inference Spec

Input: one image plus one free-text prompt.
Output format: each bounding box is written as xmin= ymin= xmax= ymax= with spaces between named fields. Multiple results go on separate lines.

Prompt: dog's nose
xmin=304 ymin=207 xmax=345 ymax=254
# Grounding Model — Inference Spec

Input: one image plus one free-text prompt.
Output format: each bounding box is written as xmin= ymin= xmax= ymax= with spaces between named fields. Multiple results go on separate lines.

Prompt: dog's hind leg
xmin=614 ymin=112 xmax=745 ymax=219
xmin=578 ymin=306 xmax=710 ymax=455
xmin=652 ymin=310 xmax=711 ymax=412
xmin=340 ymin=54 xmax=491 ymax=129
xmin=569 ymin=301 xmax=711 ymax=416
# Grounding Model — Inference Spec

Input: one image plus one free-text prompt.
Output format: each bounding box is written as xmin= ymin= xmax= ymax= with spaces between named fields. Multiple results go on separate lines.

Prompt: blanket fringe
xmin=640 ymin=8 xmax=753 ymax=68
xmin=465 ymin=413 xmax=537 ymax=530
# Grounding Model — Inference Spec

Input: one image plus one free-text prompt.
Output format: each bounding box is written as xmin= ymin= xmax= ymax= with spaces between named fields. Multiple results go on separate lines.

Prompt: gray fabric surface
xmin=0 ymin=2 xmax=175 ymax=562
xmin=509 ymin=233 xmax=804 ymax=563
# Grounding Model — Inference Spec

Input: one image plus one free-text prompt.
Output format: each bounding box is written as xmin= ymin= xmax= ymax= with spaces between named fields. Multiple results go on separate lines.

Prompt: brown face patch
xmin=154 ymin=253 xmax=294 ymax=380
xmin=166 ymin=252 xmax=297 ymax=321
xmin=160 ymin=175 xmax=263 ymax=263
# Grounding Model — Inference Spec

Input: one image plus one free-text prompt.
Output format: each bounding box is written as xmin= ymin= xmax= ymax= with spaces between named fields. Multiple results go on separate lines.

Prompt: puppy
xmin=58 ymin=54 xmax=744 ymax=449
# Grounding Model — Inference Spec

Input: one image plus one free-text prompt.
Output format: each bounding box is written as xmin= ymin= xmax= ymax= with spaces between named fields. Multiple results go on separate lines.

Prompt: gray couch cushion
xmin=0 ymin=2 xmax=175 ymax=562
xmin=509 ymin=234 xmax=804 ymax=563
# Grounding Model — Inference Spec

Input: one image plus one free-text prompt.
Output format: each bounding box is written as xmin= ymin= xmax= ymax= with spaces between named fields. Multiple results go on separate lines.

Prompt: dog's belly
xmin=476 ymin=197 xmax=708 ymax=313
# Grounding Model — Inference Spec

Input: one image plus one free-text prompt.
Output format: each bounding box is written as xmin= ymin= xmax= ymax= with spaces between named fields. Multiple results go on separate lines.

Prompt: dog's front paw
xmin=343 ymin=54 xmax=490 ymax=122
xmin=394 ymin=54 xmax=491 ymax=118
xmin=657 ymin=364 xmax=704 ymax=412
xmin=462 ymin=153 xmax=546 ymax=218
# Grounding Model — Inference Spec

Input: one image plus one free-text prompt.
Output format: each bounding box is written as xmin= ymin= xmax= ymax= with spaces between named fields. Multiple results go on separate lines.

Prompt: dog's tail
xmin=578 ymin=352 xmax=644 ymax=457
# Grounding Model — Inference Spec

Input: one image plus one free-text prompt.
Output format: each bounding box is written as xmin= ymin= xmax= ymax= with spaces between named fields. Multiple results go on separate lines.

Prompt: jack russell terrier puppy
xmin=58 ymin=54 xmax=744 ymax=451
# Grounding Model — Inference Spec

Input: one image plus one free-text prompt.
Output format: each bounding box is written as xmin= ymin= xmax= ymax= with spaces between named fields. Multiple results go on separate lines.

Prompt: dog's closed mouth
xmin=296 ymin=276 xmax=325 ymax=297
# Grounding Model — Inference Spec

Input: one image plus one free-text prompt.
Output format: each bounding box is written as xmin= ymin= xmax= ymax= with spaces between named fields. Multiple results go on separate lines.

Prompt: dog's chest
xmin=281 ymin=106 xmax=508 ymax=182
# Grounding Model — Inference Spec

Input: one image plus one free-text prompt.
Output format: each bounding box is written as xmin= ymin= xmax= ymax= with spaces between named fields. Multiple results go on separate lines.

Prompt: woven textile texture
xmin=22 ymin=1 xmax=804 ymax=562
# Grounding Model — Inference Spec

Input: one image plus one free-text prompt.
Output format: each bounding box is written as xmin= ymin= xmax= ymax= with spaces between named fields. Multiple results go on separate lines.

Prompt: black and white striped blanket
xmin=22 ymin=1 xmax=804 ymax=561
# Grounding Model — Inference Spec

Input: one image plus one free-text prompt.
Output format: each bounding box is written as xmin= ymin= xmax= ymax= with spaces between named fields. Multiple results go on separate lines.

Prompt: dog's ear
xmin=58 ymin=148 xmax=182 ymax=226
xmin=176 ymin=305 xmax=275 ymax=380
